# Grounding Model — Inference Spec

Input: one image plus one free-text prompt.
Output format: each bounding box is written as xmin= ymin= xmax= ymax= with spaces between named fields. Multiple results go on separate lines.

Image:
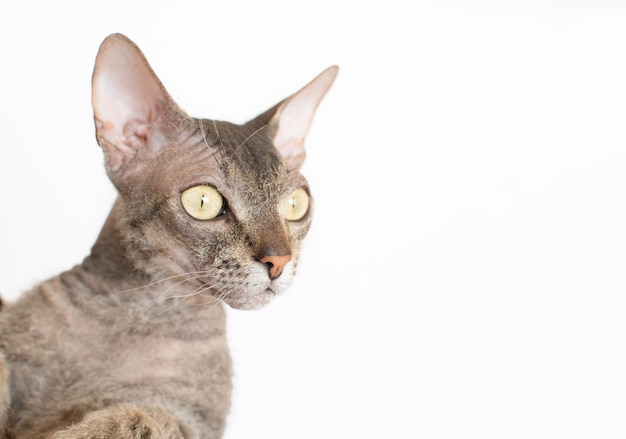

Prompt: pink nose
xmin=259 ymin=255 xmax=292 ymax=280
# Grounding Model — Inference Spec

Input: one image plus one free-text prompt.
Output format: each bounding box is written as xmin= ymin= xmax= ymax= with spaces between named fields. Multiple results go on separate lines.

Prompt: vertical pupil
xmin=200 ymin=194 xmax=206 ymax=209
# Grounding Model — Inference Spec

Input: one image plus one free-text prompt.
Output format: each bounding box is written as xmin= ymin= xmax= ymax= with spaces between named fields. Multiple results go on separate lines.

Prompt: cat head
xmin=91 ymin=34 xmax=337 ymax=310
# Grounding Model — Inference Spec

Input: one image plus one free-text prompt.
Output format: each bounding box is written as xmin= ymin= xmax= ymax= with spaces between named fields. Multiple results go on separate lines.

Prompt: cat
xmin=0 ymin=33 xmax=337 ymax=439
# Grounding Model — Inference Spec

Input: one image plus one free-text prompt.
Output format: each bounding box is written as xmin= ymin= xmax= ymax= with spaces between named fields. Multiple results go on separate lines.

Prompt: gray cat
xmin=0 ymin=33 xmax=337 ymax=438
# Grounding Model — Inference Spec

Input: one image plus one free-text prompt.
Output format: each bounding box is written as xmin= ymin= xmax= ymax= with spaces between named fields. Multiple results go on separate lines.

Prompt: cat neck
xmin=58 ymin=198 xmax=225 ymax=334
xmin=81 ymin=197 xmax=198 ymax=297
xmin=82 ymin=198 xmax=148 ymax=290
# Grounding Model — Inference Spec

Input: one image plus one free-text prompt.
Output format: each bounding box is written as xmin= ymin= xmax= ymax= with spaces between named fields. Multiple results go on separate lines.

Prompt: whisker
xmin=196 ymin=118 xmax=224 ymax=163
xmin=211 ymin=119 xmax=228 ymax=168
xmin=199 ymin=118 xmax=211 ymax=149
xmin=233 ymin=123 xmax=271 ymax=155
xmin=142 ymin=273 xmax=209 ymax=305
xmin=114 ymin=271 xmax=208 ymax=295
xmin=125 ymin=280 xmax=212 ymax=333
xmin=211 ymin=119 xmax=222 ymax=146
xmin=197 ymin=279 xmax=240 ymax=312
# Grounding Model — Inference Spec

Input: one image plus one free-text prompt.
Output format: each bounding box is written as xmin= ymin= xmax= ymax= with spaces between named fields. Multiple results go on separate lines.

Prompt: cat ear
xmin=91 ymin=34 xmax=184 ymax=173
xmin=270 ymin=66 xmax=338 ymax=169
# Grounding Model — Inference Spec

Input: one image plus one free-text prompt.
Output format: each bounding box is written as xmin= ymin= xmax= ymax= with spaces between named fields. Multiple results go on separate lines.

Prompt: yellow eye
xmin=283 ymin=188 xmax=310 ymax=221
xmin=180 ymin=185 xmax=225 ymax=220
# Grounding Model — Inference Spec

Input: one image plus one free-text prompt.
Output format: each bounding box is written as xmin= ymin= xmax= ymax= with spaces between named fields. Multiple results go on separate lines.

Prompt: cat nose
xmin=258 ymin=255 xmax=292 ymax=280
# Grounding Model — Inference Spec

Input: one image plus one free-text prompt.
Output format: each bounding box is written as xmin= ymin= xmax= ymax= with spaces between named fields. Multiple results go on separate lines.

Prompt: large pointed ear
xmin=269 ymin=66 xmax=338 ymax=170
xmin=91 ymin=34 xmax=185 ymax=173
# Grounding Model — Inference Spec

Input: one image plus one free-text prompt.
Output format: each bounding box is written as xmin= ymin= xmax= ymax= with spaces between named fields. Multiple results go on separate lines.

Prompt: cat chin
xmin=222 ymin=289 xmax=276 ymax=311
xmin=221 ymin=278 xmax=294 ymax=310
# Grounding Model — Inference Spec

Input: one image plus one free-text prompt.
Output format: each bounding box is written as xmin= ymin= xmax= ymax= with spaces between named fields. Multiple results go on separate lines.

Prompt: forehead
xmin=209 ymin=120 xmax=288 ymax=188
xmin=154 ymin=119 xmax=292 ymax=196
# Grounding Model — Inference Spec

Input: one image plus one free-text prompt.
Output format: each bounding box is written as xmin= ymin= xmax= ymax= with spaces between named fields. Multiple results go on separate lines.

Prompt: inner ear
xmin=269 ymin=66 xmax=338 ymax=170
xmin=91 ymin=34 xmax=181 ymax=172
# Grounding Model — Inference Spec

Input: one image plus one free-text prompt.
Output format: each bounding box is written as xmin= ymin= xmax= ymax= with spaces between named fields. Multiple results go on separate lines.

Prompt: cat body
xmin=0 ymin=34 xmax=337 ymax=438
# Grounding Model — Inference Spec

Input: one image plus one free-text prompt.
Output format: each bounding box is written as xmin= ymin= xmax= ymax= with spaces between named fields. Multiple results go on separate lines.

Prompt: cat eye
xmin=180 ymin=185 xmax=226 ymax=220
xmin=283 ymin=188 xmax=310 ymax=221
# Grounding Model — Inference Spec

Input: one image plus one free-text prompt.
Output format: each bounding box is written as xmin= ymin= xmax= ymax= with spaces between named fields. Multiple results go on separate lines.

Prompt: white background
xmin=1 ymin=1 xmax=626 ymax=438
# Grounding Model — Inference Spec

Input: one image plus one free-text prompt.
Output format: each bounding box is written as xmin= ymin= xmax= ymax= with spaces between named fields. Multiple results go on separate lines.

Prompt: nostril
xmin=257 ymin=254 xmax=292 ymax=280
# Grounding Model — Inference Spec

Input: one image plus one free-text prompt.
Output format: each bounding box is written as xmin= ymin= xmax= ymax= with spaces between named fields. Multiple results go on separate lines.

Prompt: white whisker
xmin=114 ymin=271 xmax=207 ymax=295
xmin=234 ymin=123 xmax=271 ymax=155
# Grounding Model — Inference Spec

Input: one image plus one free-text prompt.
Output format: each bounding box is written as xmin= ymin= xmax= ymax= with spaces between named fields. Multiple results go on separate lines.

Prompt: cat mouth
xmin=263 ymin=288 xmax=278 ymax=297
xmin=256 ymin=285 xmax=279 ymax=300
xmin=193 ymin=266 xmax=292 ymax=309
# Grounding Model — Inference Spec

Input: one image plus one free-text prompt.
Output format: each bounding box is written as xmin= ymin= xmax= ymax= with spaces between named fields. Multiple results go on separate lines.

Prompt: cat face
xmin=124 ymin=120 xmax=314 ymax=310
xmin=90 ymin=34 xmax=336 ymax=310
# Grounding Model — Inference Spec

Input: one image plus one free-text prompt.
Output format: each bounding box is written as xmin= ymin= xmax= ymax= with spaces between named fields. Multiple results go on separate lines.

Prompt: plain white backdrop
xmin=1 ymin=1 xmax=626 ymax=438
